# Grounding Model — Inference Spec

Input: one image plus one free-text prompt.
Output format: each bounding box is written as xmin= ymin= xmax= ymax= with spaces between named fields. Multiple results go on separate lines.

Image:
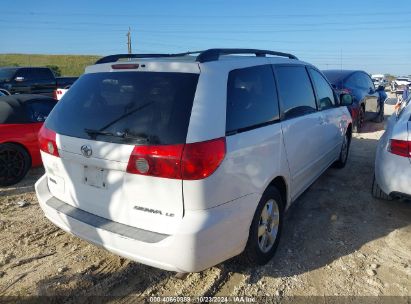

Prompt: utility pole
xmin=127 ymin=27 xmax=132 ymax=54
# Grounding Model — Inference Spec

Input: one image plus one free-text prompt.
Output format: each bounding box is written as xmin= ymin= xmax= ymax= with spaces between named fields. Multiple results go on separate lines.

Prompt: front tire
xmin=334 ymin=132 xmax=350 ymax=168
xmin=242 ymin=186 xmax=284 ymax=265
xmin=0 ymin=143 xmax=31 ymax=186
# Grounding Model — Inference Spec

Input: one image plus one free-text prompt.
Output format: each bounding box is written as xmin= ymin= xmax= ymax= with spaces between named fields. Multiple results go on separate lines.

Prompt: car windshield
xmin=45 ymin=71 xmax=199 ymax=145
xmin=0 ymin=68 xmax=18 ymax=81
xmin=397 ymin=94 xmax=411 ymax=119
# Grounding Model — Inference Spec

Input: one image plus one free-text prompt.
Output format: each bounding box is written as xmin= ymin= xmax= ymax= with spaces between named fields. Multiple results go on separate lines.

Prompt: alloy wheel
xmin=0 ymin=148 xmax=25 ymax=184
xmin=258 ymin=199 xmax=280 ymax=253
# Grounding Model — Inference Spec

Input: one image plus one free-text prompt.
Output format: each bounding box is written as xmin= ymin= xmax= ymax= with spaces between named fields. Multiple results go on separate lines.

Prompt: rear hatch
xmin=43 ymin=69 xmax=199 ymax=233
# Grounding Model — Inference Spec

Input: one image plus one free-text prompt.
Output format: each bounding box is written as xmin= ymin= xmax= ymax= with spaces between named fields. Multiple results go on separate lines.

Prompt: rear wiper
xmin=121 ymin=129 xmax=150 ymax=143
xmin=84 ymin=128 xmax=149 ymax=143
xmin=84 ymin=129 xmax=115 ymax=138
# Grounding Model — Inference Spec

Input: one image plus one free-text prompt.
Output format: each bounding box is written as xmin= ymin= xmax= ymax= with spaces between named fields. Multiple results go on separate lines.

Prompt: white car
xmin=53 ymin=85 xmax=70 ymax=101
xmin=35 ymin=49 xmax=352 ymax=273
xmin=391 ymin=77 xmax=411 ymax=95
xmin=371 ymin=74 xmax=388 ymax=88
xmin=373 ymin=95 xmax=411 ymax=200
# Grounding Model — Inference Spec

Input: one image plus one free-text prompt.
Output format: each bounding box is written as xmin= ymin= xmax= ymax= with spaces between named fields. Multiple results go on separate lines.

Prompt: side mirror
xmin=15 ymin=76 xmax=25 ymax=82
xmin=377 ymin=85 xmax=385 ymax=91
xmin=340 ymin=93 xmax=353 ymax=106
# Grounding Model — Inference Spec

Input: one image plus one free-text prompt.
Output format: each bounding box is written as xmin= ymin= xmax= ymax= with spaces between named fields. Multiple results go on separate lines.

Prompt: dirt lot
xmin=0 ymin=99 xmax=410 ymax=302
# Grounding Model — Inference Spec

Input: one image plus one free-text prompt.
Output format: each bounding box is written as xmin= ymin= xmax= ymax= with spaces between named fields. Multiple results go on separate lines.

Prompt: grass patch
xmin=0 ymin=54 xmax=101 ymax=76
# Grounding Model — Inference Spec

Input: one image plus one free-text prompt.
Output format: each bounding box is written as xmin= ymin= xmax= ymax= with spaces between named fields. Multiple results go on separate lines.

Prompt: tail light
xmin=126 ymin=137 xmax=226 ymax=180
xmin=52 ymin=90 xmax=57 ymax=99
xmin=126 ymin=144 xmax=184 ymax=179
xmin=38 ymin=125 xmax=60 ymax=157
xmin=388 ymin=139 xmax=411 ymax=158
xmin=181 ymin=138 xmax=226 ymax=180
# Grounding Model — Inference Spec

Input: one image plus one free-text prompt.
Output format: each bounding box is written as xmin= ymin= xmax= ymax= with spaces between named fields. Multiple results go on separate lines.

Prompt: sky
xmin=1 ymin=0 xmax=410 ymax=75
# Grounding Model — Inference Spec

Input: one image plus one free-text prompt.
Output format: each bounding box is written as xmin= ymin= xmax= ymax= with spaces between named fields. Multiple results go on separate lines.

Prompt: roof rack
xmin=95 ymin=48 xmax=298 ymax=64
xmin=196 ymin=48 xmax=298 ymax=62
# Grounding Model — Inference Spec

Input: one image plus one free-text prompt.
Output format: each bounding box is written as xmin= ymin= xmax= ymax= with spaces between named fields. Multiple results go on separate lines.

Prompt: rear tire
xmin=242 ymin=186 xmax=284 ymax=266
xmin=0 ymin=143 xmax=31 ymax=186
xmin=352 ymin=106 xmax=364 ymax=133
xmin=371 ymin=175 xmax=392 ymax=201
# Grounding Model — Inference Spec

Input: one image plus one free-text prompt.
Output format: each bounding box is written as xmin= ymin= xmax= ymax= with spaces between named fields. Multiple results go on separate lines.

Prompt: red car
xmin=0 ymin=94 xmax=57 ymax=186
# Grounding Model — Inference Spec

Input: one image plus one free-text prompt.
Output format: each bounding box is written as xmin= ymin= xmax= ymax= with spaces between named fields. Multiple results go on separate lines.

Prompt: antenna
xmin=126 ymin=27 xmax=132 ymax=54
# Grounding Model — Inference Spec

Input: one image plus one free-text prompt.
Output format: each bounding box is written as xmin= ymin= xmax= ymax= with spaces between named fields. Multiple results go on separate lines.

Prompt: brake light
xmin=389 ymin=139 xmax=411 ymax=158
xmin=126 ymin=137 xmax=226 ymax=180
xmin=181 ymin=137 xmax=226 ymax=180
xmin=38 ymin=125 xmax=60 ymax=157
xmin=111 ymin=64 xmax=139 ymax=70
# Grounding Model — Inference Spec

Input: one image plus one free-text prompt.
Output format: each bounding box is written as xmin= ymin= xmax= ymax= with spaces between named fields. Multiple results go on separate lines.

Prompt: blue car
xmin=322 ymin=70 xmax=386 ymax=132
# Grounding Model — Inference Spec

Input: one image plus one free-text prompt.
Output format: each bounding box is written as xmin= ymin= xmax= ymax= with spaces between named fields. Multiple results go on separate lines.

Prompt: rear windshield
xmin=46 ymin=72 xmax=199 ymax=145
xmin=321 ymin=71 xmax=346 ymax=85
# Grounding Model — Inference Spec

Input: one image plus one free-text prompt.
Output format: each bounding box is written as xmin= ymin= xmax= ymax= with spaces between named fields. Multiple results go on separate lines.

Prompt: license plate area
xmin=84 ymin=166 xmax=107 ymax=189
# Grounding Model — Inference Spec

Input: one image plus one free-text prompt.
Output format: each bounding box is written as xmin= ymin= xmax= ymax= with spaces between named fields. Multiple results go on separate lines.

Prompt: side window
xmin=35 ymin=68 xmax=54 ymax=80
xmin=226 ymin=65 xmax=279 ymax=133
xmin=350 ymin=73 xmax=367 ymax=90
xmin=309 ymin=69 xmax=336 ymax=110
xmin=275 ymin=65 xmax=317 ymax=119
xmin=15 ymin=68 xmax=32 ymax=81
xmin=363 ymin=73 xmax=375 ymax=90
xmin=346 ymin=74 xmax=356 ymax=88
xmin=26 ymin=99 xmax=56 ymax=122
xmin=37 ymin=69 xmax=54 ymax=80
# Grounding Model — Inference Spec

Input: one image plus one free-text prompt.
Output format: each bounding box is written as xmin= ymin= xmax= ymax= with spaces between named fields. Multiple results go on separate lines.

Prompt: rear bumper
xmin=35 ymin=174 xmax=257 ymax=272
xmin=375 ymin=142 xmax=411 ymax=198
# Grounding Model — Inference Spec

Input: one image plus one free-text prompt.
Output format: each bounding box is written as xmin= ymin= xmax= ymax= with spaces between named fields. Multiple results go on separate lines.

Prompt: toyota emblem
xmin=81 ymin=145 xmax=92 ymax=158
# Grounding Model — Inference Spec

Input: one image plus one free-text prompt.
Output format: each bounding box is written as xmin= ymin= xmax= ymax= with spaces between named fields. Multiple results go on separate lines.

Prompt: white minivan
xmin=35 ymin=49 xmax=352 ymax=273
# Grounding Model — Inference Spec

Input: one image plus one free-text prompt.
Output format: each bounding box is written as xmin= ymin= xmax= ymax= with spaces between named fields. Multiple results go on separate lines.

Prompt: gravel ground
xmin=0 ymin=99 xmax=410 ymax=303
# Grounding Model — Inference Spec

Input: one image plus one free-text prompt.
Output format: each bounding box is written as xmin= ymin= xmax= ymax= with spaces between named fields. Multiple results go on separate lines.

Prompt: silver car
xmin=373 ymin=95 xmax=411 ymax=200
